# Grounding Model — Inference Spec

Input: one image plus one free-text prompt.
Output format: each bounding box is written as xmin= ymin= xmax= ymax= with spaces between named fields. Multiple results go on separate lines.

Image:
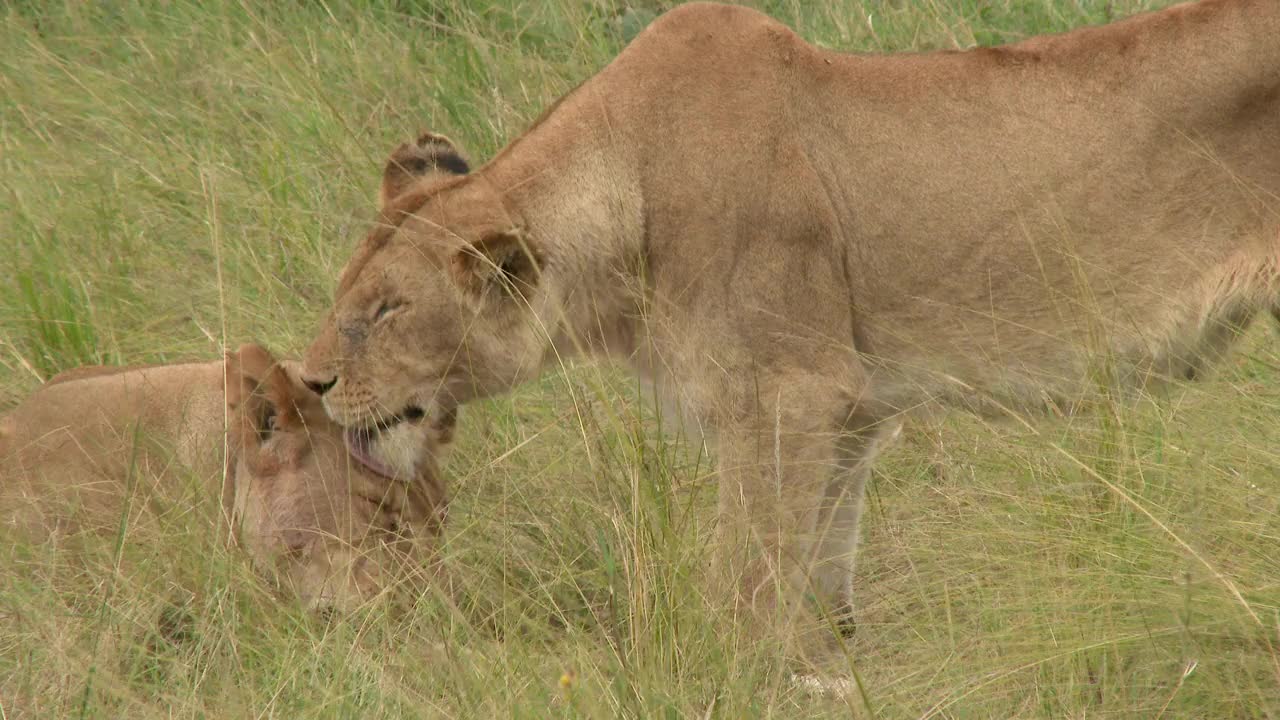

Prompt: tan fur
xmin=1 ymin=344 xmax=452 ymax=612
xmin=379 ymin=131 xmax=471 ymax=208
xmin=302 ymin=0 xmax=1280 ymax=637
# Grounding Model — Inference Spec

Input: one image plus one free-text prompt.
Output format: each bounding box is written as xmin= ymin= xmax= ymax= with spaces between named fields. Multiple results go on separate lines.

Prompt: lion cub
xmin=0 ymin=343 xmax=453 ymax=612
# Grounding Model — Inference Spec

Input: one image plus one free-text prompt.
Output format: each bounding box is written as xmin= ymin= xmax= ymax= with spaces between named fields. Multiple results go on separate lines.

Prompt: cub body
xmin=0 ymin=344 xmax=451 ymax=611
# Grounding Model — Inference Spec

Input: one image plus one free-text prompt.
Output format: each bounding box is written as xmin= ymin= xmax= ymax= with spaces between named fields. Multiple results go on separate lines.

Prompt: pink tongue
xmin=343 ymin=428 xmax=396 ymax=479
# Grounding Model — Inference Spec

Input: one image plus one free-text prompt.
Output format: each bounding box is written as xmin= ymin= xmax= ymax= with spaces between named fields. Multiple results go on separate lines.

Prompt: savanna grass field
xmin=3 ymin=0 xmax=1279 ymax=717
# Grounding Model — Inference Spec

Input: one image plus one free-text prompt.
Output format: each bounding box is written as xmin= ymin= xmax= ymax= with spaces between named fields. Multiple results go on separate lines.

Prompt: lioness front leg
xmin=811 ymin=414 xmax=900 ymax=628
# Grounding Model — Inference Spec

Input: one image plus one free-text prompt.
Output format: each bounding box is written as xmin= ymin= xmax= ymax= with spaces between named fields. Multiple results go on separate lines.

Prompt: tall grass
xmin=3 ymin=0 xmax=1278 ymax=716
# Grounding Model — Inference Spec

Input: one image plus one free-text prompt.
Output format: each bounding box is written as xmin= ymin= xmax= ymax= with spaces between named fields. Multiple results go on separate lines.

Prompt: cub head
xmin=301 ymin=132 xmax=547 ymax=431
xmin=224 ymin=343 xmax=453 ymax=612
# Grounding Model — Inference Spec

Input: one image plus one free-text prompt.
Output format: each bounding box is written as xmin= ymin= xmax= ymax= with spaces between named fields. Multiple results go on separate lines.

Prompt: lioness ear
xmin=449 ymin=228 xmax=542 ymax=304
xmin=379 ymin=131 xmax=470 ymax=208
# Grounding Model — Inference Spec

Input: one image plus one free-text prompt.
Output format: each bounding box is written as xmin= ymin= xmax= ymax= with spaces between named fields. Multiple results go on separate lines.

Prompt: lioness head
xmin=225 ymin=343 xmax=452 ymax=612
xmin=301 ymin=132 xmax=546 ymax=431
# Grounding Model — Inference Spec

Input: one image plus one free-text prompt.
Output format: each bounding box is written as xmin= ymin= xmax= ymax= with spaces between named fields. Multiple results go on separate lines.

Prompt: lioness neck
xmin=481 ymin=93 xmax=648 ymax=365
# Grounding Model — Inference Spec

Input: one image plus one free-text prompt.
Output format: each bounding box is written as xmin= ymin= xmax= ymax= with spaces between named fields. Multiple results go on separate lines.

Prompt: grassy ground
xmin=3 ymin=0 xmax=1279 ymax=716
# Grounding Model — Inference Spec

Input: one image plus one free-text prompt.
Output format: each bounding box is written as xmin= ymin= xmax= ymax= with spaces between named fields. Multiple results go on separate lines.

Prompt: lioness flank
xmin=301 ymin=0 xmax=1280 ymax=639
xmin=0 ymin=344 xmax=453 ymax=612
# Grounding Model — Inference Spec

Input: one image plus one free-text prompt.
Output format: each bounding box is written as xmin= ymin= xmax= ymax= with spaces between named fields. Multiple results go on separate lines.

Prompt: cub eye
xmin=373 ymin=300 xmax=403 ymax=323
xmin=258 ymin=405 xmax=279 ymax=441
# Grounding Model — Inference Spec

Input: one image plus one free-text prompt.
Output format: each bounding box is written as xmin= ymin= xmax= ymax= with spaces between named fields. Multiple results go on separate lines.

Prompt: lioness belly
xmin=863 ymin=246 xmax=1279 ymax=417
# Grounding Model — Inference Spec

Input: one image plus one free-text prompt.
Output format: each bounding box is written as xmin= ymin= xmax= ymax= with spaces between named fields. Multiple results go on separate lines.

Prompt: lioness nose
xmin=302 ymin=374 xmax=337 ymax=396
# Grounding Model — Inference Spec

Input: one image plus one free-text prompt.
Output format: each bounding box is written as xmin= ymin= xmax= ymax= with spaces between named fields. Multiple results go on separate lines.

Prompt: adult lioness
xmin=0 ymin=344 xmax=453 ymax=612
xmin=302 ymin=0 xmax=1280 ymax=632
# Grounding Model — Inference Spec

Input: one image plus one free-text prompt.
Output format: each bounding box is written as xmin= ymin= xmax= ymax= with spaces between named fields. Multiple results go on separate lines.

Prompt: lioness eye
xmin=373 ymin=300 xmax=402 ymax=323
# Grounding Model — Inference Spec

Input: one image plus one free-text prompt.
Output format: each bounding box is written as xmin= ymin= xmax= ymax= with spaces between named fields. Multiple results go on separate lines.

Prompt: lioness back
xmin=610 ymin=1 xmax=1280 ymax=413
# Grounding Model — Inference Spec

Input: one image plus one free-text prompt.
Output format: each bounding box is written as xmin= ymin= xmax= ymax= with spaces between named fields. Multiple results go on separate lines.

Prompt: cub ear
xmin=224 ymin=343 xmax=301 ymax=452
xmin=379 ymin=131 xmax=470 ymax=208
xmin=449 ymin=227 xmax=543 ymax=304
